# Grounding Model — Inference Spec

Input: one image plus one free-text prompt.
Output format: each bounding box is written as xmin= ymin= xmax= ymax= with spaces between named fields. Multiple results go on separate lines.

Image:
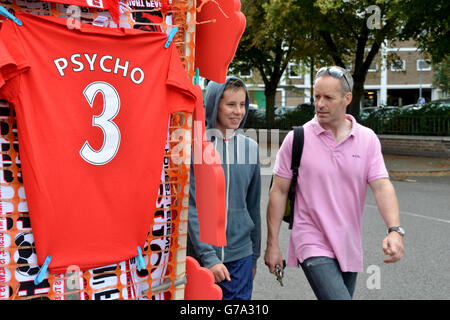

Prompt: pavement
xmin=253 ymin=152 xmax=450 ymax=301
xmin=260 ymin=144 xmax=450 ymax=178
xmin=383 ymin=154 xmax=450 ymax=178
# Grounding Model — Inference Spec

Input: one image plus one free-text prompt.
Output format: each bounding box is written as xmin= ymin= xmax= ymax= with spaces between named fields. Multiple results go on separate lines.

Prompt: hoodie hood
xmin=204 ymin=76 xmax=250 ymax=131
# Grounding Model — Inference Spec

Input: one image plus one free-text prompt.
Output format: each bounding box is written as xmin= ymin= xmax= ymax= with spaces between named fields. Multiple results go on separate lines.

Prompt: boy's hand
xmin=209 ymin=263 xmax=231 ymax=283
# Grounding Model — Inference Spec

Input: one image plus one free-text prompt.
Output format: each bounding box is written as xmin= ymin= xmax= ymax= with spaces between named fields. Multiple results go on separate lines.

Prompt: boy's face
xmin=216 ymin=87 xmax=246 ymax=136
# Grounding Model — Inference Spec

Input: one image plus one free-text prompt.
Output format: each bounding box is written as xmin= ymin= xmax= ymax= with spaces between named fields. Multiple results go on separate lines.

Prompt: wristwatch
xmin=388 ymin=226 xmax=405 ymax=237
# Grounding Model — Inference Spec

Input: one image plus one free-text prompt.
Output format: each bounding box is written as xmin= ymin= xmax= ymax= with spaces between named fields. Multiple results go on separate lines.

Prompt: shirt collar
xmin=311 ymin=114 xmax=359 ymax=137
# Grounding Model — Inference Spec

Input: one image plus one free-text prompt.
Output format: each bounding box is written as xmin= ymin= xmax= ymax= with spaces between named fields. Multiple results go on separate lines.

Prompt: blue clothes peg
xmin=137 ymin=246 xmax=146 ymax=271
xmin=193 ymin=68 xmax=200 ymax=85
xmin=164 ymin=26 xmax=178 ymax=48
xmin=0 ymin=6 xmax=22 ymax=26
xmin=34 ymin=256 xmax=51 ymax=285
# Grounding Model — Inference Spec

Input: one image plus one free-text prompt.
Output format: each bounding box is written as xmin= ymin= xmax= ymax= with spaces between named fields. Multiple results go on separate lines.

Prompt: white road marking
xmin=365 ymin=204 xmax=450 ymax=224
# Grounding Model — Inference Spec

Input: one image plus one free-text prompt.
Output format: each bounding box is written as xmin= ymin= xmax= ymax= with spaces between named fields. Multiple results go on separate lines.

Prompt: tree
xmin=433 ymin=57 xmax=450 ymax=95
xmin=230 ymin=0 xmax=327 ymax=127
xmin=310 ymin=0 xmax=450 ymax=117
xmin=298 ymin=0 xmax=417 ymax=119
xmin=233 ymin=0 xmax=450 ymax=122
xmin=398 ymin=0 xmax=450 ymax=64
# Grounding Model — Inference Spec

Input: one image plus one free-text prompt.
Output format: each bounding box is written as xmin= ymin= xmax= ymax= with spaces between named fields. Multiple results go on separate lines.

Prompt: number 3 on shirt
xmin=80 ymin=81 xmax=121 ymax=165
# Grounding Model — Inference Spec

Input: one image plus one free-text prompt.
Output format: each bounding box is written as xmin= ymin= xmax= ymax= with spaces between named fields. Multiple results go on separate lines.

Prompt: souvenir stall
xmin=0 ymin=0 xmax=245 ymax=300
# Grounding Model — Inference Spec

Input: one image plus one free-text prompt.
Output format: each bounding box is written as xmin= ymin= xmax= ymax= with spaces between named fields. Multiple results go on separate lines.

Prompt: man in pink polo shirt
xmin=264 ymin=66 xmax=404 ymax=300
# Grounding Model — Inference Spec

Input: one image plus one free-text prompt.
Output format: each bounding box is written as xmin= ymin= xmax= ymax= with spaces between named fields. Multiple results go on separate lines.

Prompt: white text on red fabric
xmin=53 ymin=54 xmax=145 ymax=84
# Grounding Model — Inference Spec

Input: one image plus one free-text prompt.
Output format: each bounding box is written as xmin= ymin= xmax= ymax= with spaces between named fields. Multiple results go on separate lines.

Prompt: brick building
xmin=226 ymin=41 xmax=446 ymax=110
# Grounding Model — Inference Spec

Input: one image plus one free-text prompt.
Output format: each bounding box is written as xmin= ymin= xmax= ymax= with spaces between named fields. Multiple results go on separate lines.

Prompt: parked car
xmin=360 ymin=106 xmax=396 ymax=121
xmin=399 ymin=100 xmax=450 ymax=114
xmin=274 ymin=106 xmax=297 ymax=118
xmin=361 ymin=100 xmax=450 ymax=136
xmin=245 ymin=107 xmax=266 ymax=128
xmin=297 ymin=103 xmax=315 ymax=116
xmin=248 ymin=103 xmax=259 ymax=110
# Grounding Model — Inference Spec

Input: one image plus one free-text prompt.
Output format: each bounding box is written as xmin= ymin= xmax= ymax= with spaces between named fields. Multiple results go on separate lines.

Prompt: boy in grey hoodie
xmin=187 ymin=76 xmax=261 ymax=300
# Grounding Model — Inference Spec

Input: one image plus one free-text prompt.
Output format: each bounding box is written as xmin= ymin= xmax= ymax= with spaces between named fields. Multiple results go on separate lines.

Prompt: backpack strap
xmin=291 ymin=126 xmax=304 ymax=174
xmin=287 ymin=126 xmax=304 ymax=229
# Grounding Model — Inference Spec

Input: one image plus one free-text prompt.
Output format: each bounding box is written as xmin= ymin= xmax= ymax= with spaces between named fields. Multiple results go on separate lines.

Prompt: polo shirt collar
xmin=311 ymin=114 xmax=359 ymax=137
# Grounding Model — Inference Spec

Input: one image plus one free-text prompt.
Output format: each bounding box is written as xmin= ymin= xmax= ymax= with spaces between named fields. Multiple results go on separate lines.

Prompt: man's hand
xmin=264 ymin=244 xmax=284 ymax=274
xmin=382 ymin=231 xmax=404 ymax=263
xmin=265 ymin=175 xmax=291 ymax=275
xmin=209 ymin=263 xmax=231 ymax=283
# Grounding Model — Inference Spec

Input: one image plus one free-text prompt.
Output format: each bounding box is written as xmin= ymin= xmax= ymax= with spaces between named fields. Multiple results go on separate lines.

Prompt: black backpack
xmin=270 ymin=126 xmax=304 ymax=230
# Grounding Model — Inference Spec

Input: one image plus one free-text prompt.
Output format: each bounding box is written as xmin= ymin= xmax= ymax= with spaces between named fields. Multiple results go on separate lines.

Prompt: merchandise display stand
xmin=0 ymin=0 xmax=242 ymax=300
xmin=0 ymin=0 xmax=194 ymax=300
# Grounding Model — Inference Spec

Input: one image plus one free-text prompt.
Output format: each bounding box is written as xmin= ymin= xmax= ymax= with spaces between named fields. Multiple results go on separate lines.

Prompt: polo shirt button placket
xmin=332 ymin=146 xmax=339 ymax=160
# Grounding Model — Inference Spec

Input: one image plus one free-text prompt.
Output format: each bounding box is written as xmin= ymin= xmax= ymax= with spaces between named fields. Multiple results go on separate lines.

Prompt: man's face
xmin=313 ymin=75 xmax=352 ymax=129
xmin=216 ymin=87 xmax=246 ymax=135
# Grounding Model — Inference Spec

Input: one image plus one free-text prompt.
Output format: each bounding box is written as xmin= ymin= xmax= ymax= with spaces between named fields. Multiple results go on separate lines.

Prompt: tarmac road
xmin=252 ymin=167 xmax=450 ymax=300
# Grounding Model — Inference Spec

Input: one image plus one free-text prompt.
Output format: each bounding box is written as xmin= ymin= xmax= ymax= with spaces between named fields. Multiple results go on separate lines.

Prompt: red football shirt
xmin=0 ymin=12 xmax=196 ymax=273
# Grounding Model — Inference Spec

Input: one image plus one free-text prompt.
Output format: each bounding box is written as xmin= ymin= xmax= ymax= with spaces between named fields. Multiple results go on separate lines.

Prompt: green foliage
xmin=233 ymin=0 xmax=450 ymax=124
xmin=433 ymin=57 xmax=450 ymax=94
xmin=231 ymin=0 xmax=329 ymax=126
xmin=398 ymin=0 xmax=450 ymax=63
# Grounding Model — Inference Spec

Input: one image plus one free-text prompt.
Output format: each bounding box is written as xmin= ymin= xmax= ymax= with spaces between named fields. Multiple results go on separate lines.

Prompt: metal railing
xmin=363 ymin=115 xmax=450 ymax=136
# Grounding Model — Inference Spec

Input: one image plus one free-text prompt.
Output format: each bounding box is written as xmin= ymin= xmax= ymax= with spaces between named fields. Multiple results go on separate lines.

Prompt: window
xmin=287 ymin=62 xmax=301 ymax=79
xmin=344 ymin=63 xmax=352 ymax=73
xmin=239 ymin=69 xmax=252 ymax=78
xmin=417 ymin=59 xmax=431 ymax=71
xmin=368 ymin=61 xmax=378 ymax=72
xmin=390 ymin=60 xmax=406 ymax=72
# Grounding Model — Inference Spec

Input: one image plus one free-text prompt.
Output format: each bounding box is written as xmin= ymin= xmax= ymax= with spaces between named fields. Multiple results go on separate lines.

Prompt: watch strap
xmin=388 ymin=226 xmax=404 ymax=236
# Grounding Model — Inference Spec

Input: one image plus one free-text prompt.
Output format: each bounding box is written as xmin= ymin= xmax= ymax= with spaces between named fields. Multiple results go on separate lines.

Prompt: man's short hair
xmin=315 ymin=66 xmax=353 ymax=94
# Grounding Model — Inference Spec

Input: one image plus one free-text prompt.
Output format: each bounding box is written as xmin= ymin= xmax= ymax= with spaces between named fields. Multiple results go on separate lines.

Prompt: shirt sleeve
xmin=165 ymin=44 xmax=197 ymax=114
xmin=0 ymin=20 xmax=30 ymax=101
xmin=273 ymin=130 xmax=294 ymax=179
xmin=367 ymin=132 xmax=389 ymax=183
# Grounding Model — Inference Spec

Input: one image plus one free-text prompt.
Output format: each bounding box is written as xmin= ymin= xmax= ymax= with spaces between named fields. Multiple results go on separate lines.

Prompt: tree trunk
xmin=265 ymin=86 xmax=277 ymax=128
xmin=309 ymin=58 xmax=315 ymax=104
xmin=348 ymin=74 xmax=365 ymax=121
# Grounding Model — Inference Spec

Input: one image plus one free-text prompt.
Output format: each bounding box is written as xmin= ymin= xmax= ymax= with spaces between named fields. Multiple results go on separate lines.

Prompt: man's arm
xmin=369 ymin=178 xmax=404 ymax=263
xmin=264 ymin=174 xmax=291 ymax=274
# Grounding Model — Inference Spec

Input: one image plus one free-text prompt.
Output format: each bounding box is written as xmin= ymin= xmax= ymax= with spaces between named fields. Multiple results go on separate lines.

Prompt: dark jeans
xmin=218 ymin=255 xmax=253 ymax=300
xmin=300 ymin=256 xmax=358 ymax=300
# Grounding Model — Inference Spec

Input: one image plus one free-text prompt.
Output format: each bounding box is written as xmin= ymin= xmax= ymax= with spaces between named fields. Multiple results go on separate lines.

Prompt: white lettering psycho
xmin=53 ymin=54 xmax=145 ymax=85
